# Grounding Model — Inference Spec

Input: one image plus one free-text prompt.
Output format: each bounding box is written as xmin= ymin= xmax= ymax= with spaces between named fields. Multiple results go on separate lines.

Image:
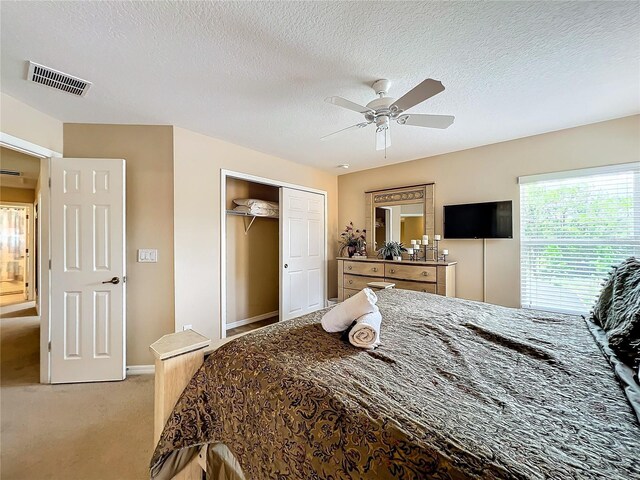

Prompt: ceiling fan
xmin=323 ymin=78 xmax=454 ymax=153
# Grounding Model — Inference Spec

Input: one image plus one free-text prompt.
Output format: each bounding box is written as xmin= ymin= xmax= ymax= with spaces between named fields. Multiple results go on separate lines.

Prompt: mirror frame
xmin=365 ymin=183 xmax=435 ymax=257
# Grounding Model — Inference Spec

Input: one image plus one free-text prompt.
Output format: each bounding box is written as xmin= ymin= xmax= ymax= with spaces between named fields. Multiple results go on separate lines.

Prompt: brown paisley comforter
xmin=150 ymin=290 xmax=639 ymax=479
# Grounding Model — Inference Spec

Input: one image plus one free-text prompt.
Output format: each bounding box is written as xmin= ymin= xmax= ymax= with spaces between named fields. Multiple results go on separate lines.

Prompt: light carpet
xmin=1 ymin=308 xmax=154 ymax=479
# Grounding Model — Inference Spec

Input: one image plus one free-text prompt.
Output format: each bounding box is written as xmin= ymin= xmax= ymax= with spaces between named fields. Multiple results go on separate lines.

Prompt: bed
xmin=150 ymin=289 xmax=640 ymax=480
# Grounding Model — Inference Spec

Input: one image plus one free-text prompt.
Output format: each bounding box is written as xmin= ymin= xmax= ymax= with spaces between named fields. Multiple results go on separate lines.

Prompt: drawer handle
xmin=348 ymin=280 xmax=353 ymax=284
xmin=422 ymin=271 xmax=429 ymax=276
xmin=390 ymin=269 xmax=396 ymax=274
xmin=372 ymin=267 xmax=378 ymax=272
xmin=422 ymin=289 xmax=427 ymax=293
xmin=347 ymin=265 xmax=352 ymax=270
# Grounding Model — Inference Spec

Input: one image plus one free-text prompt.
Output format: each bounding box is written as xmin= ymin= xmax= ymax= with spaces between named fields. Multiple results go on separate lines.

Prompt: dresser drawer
xmin=343 ymin=288 xmax=361 ymax=300
xmin=392 ymin=280 xmax=437 ymax=294
xmin=343 ymin=261 xmax=384 ymax=277
xmin=343 ymin=274 xmax=380 ymax=290
xmin=385 ymin=264 xmax=437 ymax=282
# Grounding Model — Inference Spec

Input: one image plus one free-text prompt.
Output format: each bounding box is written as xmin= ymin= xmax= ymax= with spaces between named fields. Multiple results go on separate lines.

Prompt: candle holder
xmin=424 ymin=238 xmax=440 ymax=261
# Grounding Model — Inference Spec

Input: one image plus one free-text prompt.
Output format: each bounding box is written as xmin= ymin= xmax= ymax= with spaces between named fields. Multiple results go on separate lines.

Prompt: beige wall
xmin=0 ymin=187 xmax=35 ymax=203
xmin=1 ymin=147 xmax=41 ymax=175
xmin=1 ymin=93 xmax=63 ymax=153
xmin=225 ymin=178 xmax=279 ymax=325
xmin=339 ymin=115 xmax=640 ymax=307
xmin=173 ymin=127 xmax=338 ymax=341
xmin=1 ymin=147 xmax=41 ymax=194
xmin=63 ymin=124 xmax=175 ymax=365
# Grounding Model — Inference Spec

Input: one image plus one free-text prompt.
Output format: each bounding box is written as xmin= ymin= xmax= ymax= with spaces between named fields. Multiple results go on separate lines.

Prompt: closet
xmin=225 ymin=177 xmax=280 ymax=336
xmin=223 ymin=172 xmax=328 ymax=338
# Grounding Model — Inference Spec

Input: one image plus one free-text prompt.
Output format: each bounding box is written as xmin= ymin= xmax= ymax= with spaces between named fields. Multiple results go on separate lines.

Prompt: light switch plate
xmin=137 ymin=249 xmax=158 ymax=263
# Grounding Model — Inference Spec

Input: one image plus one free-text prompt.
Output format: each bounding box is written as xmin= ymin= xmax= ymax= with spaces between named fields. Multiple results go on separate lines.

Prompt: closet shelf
xmin=226 ymin=210 xmax=278 ymax=234
xmin=226 ymin=210 xmax=278 ymax=219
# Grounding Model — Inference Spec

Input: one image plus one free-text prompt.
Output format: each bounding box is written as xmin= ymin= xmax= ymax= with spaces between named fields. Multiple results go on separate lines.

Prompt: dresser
xmin=337 ymin=257 xmax=456 ymax=301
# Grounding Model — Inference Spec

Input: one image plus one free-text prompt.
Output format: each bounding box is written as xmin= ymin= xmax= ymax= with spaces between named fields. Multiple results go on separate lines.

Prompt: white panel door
xmin=281 ymin=187 xmax=325 ymax=320
xmin=50 ymin=158 xmax=126 ymax=383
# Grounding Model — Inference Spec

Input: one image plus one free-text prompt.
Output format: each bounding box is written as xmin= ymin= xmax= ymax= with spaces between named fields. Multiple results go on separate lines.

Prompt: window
xmin=519 ymin=163 xmax=640 ymax=315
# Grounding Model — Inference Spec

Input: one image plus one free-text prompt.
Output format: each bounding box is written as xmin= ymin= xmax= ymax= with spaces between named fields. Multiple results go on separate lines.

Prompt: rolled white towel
xmin=321 ymin=288 xmax=377 ymax=333
xmin=349 ymin=307 xmax=382 ymax=349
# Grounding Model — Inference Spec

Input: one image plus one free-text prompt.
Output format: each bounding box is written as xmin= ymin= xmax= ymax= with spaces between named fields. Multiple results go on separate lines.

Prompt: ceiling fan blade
xmin=397 ymin=114 xmax=455 ymax=129
xmin=375 ymin=128 xmax=391 ymax=151
xmin=325 ymin=96 xmax=375 ymax=115
xmin=321 ymin=122 xmax=370 ymax=140
xmin=390 ymin=79 xmax=445 ymax=113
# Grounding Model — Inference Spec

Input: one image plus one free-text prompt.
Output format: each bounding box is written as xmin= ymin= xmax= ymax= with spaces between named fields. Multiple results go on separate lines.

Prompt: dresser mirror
xmin=365 ymin=184 xmax=435 ymax=257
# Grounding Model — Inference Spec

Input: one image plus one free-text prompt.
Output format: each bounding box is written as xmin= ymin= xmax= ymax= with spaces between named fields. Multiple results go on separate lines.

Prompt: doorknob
xmin=284 ymin=264 xmax=288 ymax=268
xmin=102 ymin=276 xmax=120 ymax=285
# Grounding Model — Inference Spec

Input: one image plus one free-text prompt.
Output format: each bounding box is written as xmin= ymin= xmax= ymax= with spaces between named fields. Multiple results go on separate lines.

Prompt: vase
xmin=347 ymin=246 xmax=357 ymax=258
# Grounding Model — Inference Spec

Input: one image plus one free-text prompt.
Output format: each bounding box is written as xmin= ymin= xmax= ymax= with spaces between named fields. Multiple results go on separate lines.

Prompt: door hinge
xmin=48 ymin=341 xmax=51 ymax=352
xmin=26 ymin=214 xmax=29 ymax=220
xmin=49 ymin=259 xmax=51 ymax=270
xmin=48 ymin=178 xmax=51 ymax=188
xmin=123 ymin=276 xmax=127 ymax=284
xmin=25 ymin=282 xmax=29 ymax=287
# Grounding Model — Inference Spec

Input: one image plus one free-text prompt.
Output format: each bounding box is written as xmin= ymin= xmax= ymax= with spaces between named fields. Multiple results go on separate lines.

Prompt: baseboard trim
xmin=227 ymin=310 xmax=279 ymax=330
xmin=127 ymin=365 xmax=155 ymax=375
xmin=0 ymin=300 xmax=36 ymax=316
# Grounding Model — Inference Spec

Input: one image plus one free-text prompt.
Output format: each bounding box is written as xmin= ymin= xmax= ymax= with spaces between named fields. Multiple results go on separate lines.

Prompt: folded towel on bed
xmin=321 ymin=288 xmax=377 ymax=333
xmin=349 ymin=306 xmax=382 ymax=349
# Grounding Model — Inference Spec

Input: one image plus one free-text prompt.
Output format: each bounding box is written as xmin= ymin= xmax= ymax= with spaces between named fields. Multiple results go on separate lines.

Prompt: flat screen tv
xmin=444 ymin=201 xmax=513 ymax=239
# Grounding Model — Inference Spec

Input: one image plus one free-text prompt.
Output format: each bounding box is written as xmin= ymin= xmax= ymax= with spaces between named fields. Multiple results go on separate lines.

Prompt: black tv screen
xmin=444 ymin=201 xmax=513 ymax=239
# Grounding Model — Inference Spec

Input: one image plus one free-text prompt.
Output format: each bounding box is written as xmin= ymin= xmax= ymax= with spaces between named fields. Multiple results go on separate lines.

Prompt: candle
xmin=407 ymin=248 xmax=414 ymax=255
xmin=443 ymin=249 xmax=449 ymax=255
xmin=410 ymin=239 xmax=417 ymax=245
xmin=415 ymin=240 xmax=421 ymax=246
xmin=422 ymin=235 xmax=429 ymax=244
xmin=434 ymin=235 xmax=441 ymax=241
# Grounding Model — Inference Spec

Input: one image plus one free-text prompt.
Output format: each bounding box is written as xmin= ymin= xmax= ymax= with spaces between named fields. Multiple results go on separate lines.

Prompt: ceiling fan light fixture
xmin=375 ymin=115 xmax=390 ymax=129
xmin=337 ymin=164 xmax=350 ymax=169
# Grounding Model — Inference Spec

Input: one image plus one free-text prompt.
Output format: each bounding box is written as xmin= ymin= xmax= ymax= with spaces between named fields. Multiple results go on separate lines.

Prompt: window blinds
xmin=519 ymin=162 xmax=640 ymax=315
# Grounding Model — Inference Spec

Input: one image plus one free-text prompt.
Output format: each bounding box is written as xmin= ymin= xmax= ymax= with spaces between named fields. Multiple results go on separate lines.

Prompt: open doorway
xmin=0 ymin=146 xmax=41 ymax=385
xmin=0 ymin=204 xmax=31 ymax=306
xmin=0 ymin=147 xmax=39 ymax=310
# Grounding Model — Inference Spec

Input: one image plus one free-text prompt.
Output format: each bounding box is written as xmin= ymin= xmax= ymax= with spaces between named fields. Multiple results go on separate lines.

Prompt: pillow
xmin=232 ymin=205 xmax=278 ymax=217
xmin=233 ymin=198 xmax=279 ymax=209
xmin=232 ymin=205 xmax=251 ymax=213
xmin=591 ymin=257 xmax=640 ymax=367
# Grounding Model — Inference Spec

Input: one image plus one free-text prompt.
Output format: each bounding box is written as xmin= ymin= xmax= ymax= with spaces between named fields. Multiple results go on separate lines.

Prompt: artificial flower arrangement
xmin=339 ymin=222 xmax=367 ymax=257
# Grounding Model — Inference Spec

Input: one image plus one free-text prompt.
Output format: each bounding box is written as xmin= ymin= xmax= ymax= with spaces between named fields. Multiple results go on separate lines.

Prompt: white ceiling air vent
xmin=27 ymin=61 xmax=92 ymax=97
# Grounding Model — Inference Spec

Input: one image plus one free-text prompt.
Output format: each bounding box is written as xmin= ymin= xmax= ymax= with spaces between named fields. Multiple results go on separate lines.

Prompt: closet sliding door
xmin=280 ymin=187 xmax=325 ymax=321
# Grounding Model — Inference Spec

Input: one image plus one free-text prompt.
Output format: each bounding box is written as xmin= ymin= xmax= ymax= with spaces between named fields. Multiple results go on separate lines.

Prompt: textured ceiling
xmin=1 ymin=1 xmax=638 ymax=173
